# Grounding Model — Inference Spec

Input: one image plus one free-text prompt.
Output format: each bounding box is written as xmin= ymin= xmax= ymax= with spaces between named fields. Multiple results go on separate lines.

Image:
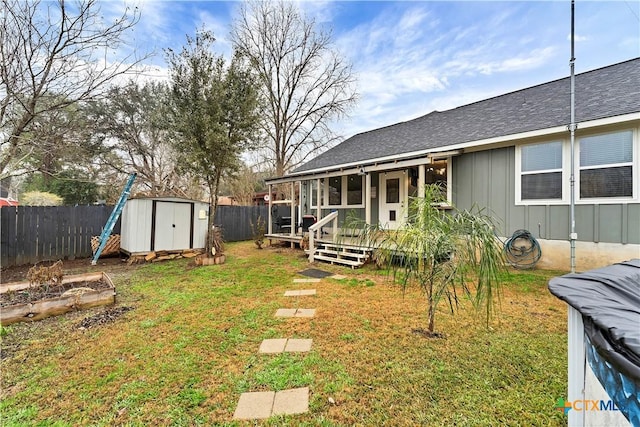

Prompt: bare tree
xmin=226 ymin=163 xmax=262 ymax=206
xmin=232 ymin=1 xmax=357 ymax=177
xmin=0 ymin=0 xmax=146 ymax=178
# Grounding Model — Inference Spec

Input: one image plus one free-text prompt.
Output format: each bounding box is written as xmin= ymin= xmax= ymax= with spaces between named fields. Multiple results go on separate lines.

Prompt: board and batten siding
xmin=452 ymin=146 xmax=640 ymax=245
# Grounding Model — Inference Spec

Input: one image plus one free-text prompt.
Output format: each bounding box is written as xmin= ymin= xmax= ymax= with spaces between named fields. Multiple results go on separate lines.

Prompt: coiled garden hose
xmin=503 ymin=229 xmax=542 ymax=269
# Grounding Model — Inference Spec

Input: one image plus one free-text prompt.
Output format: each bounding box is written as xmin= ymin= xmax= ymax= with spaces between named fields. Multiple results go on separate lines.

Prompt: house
xmin=265 ymin=58 xmax=640 ymax=270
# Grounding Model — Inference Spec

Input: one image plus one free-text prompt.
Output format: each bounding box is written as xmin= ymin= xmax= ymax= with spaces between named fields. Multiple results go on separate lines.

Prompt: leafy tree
xmin=24 ymin=169 xmax=98 ymax=205
xmin=86 ymin=81 xmax=193 ymax=197
xmin=347 ymin=185 xmax=505 ymax=336
xmin=21 ymin=191 xmax=62 ymax=206
xmin=19 ymin=97 xmax=101 ymax=198
xmin=232 ymin=0 xmax=357 ymax=177
xmin=0 ymin=0 xmax=146 ymax=178
xmin=166 ymin=29 xmax=260 ymax=255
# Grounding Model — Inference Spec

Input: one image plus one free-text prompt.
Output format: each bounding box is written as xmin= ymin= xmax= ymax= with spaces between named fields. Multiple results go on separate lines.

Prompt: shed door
xmin=154 ymin=202 xmax=192 ymax=251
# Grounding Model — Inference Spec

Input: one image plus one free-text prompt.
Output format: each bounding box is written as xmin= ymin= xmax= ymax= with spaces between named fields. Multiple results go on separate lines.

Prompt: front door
xmin=379 ymin=171 xmax=406 ymax=229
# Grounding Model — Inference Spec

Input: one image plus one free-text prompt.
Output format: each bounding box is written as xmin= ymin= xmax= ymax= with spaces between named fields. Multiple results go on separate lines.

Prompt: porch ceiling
xmin=265 ymin=151 xmax=460 ymax=185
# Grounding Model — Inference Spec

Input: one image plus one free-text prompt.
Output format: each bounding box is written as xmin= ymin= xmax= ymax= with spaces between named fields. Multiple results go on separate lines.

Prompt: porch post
xmin=316 ymin=178 xmax=322 ymax=238
xmin=298 ymin=181 xmax=303 ymax=219
xmin=290 ymin=182 xmax=295 ymax=244
xmin=418 ymin=164 xmax=425 ymax=198
xmin=365 ymin=172 xmax=372 ymax=225
xmin=268 ymin=184 xmax=273 ymax=235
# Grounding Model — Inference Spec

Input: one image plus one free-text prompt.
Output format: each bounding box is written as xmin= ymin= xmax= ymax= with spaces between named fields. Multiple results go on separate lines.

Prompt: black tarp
xmin=548 ymin=259 xmax=640 ymax=382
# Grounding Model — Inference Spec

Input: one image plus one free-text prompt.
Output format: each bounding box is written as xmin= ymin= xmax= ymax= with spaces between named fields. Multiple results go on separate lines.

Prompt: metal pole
xmin=569 ymin=0 xmax=577 ymax=273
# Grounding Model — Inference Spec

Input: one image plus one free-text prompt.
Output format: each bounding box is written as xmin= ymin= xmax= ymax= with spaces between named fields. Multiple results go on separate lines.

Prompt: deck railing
xmin=307 ymin=211 xmax=339 ymax=262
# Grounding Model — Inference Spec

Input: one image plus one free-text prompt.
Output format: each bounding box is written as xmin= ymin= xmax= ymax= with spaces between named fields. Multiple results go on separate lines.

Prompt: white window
xmin=346 ymin=174 xmax=363 ymax=205
xmin=517 ymin=141 xmax=565 ymax=203
xmin=579 ymin=130 xmax=633 ymax=199
xmin=328 ymin=176 xmax=342 ymax=206
xmin=310 ymin=175 xmax=364 ymax=208
xmin=309 ymin=180 xmax=319 ymax=209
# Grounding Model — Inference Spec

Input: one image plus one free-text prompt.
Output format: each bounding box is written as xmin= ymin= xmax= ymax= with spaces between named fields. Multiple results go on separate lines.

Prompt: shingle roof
xmin=294 ymin=58 xmax=640 ymax=174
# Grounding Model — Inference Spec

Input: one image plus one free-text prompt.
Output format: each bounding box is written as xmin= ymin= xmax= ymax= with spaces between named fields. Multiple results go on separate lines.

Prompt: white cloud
xmin=333 ymin=2 xmax=561 ymax=137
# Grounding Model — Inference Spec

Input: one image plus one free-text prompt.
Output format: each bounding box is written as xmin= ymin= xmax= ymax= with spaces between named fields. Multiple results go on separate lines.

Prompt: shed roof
xmin=294 ymin=57 xmax=640 ymax=174
xmin=128 ymin=196 xmax=208 ymax=204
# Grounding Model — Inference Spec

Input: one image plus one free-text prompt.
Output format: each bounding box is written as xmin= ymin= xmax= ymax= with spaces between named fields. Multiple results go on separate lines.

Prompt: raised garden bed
xmin=1 ymin=272 xmax=115 ymax=326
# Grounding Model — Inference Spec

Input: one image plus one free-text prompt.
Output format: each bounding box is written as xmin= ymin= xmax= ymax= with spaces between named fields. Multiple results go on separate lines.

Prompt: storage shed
xmin=120 ymin=197 xmax=209 ymax=255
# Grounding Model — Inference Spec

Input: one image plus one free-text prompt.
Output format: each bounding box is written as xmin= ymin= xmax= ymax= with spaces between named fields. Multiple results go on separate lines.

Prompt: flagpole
xmin=569 ymin=0 xmax=577 ymax=274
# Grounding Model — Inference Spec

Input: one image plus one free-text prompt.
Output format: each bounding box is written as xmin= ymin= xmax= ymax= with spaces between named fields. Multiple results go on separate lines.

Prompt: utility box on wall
xmin=120 ymin=197 xmax=209 ymax=254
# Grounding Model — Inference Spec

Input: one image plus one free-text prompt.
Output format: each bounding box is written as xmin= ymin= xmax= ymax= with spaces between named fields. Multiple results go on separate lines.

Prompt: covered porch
xmin=264 ymin=151 xmax=459 ymax=267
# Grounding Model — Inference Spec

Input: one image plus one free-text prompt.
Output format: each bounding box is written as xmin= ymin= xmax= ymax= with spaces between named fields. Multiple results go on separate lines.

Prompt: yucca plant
xmin=346 ymin=184 xmax=505 ymax=336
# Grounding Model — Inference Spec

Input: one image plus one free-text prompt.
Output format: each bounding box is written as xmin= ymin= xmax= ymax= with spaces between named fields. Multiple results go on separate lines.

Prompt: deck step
xmin=316 ymin=249 xmax=369 ymax=260
xmin=318 ymin=242 xmax=372 ymax=252
xmin=309 ymin=241 xmax=373 ymax=268
xmin=313 ymin=255 xmax=364 ymax=267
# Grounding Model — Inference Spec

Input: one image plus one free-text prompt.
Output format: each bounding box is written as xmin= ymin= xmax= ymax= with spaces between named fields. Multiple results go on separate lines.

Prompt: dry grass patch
xmin=1 ymin=241 xmax=567 ymax=425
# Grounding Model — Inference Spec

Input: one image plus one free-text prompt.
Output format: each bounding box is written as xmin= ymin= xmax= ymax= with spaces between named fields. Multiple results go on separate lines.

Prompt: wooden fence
xmin=1 ymin=205 xmax=119 ymax=268
xmin=1 ymin=204 xmax=287 ymax=267
xmin=215 ymin=205 xmax=286 ymax=242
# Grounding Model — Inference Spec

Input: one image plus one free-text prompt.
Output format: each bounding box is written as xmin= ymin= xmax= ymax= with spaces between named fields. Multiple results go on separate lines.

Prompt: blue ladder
xmin=91 ymin=173 xmax=137 ymax=265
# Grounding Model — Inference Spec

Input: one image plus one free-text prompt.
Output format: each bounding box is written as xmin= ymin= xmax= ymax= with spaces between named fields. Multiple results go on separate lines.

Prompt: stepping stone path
xmin=284 ymin=289 xmax=316 ymax=296
xmin=259 ymin=338 xmax=313 ymax=354
xmin=275 ymin=308 xmax=316 ymax=318
xmin=293 ymin=278 xmax=321 ymax=283
xmin=233 ymin=280 xmax=319 ymax=420
xmin=233 ymin=387 xmax=309 ymax=420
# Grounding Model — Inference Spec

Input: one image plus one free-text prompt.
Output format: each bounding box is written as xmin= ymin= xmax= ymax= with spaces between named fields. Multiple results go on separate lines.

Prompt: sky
xmin=105 ymin=0 xmax=640 ymax=140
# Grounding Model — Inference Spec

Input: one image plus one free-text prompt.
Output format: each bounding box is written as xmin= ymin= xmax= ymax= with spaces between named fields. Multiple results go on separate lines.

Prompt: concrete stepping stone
xmin=330 ymin=274 xmax=347 ymax=280
xmin=233 ymin=387 xmax=309 ymax=420
xmin=284 ymin=289 xmax=316 ymax=296
xmin=272 ymin=387 xmax=309 ymax=416
xmin=259 ymin=339 xmax=288 ymax=354
xmin=275 ymin=308 xmax=316 ymax=318
xmin=258 ymin=338 xmax=313 ymax=354
xmin=233 ymin=391 xmax=275 ymax=420
xmin=293 ymin=278 xmax=321 ymax=283
xmin=294 ymin=308 xmax=315 ymax=318
xmin=275 ymin=308 xmax=297 ymax=317
xmin=284 ymin=338 xmax=313 ymax=352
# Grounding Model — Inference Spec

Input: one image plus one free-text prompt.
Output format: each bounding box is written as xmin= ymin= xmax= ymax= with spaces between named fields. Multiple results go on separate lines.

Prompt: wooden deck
xmin=265 ymin=232 xmax=367 ymax=247
xmin=265 ymin=233 xmax=303 ymax=244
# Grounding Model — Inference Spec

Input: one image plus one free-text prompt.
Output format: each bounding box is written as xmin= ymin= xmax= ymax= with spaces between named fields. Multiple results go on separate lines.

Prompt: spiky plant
xmin=346 ymin=184 xmax=505 ymax=335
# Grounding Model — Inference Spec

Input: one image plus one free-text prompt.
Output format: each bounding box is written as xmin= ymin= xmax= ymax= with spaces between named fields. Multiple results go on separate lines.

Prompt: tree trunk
xmin=427 ymin=280 xmax=435 ymax=333
xmin=206 ymin=171 xmax=222 ymax=257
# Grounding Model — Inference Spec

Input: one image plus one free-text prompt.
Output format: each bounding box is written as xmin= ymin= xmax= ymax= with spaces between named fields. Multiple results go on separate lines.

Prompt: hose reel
xmin=503 ymin=229 xmax=542 ymax=269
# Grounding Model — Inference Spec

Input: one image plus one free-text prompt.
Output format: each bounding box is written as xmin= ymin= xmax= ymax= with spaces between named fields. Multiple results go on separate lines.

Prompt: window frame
xmin=515 ymin=128 xmax=638 ymax=206
xmin=515 ymin=140 xmax=569 ymax=205
xmin=576 ymin=129 xmax=636 ymax=202
xmin=309 ymin=175 xmax=365 ymax=209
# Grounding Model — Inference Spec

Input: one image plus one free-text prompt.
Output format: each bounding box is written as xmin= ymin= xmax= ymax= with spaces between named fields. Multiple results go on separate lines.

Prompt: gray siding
xmin=453 ymin=147 xmax=640 ymax=245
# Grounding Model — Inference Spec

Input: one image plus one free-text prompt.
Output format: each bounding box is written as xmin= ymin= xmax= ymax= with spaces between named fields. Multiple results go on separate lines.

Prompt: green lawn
xmin=1 ymin=241 xmax=568 ymax=425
